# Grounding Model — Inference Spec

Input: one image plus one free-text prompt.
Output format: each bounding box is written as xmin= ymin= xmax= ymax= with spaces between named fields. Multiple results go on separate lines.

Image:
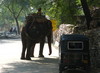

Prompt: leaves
xmin=0 ymin=0 xmax=99 ymax=28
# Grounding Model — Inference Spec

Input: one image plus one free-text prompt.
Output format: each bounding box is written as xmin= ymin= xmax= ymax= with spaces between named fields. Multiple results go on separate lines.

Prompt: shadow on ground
xmin=0 ymin=38 xmax=21 ymax=44
xmin=62 ymin=69 xmax=86 ymax=73
xmin=1 ymin=58 xmax=59 ymax=73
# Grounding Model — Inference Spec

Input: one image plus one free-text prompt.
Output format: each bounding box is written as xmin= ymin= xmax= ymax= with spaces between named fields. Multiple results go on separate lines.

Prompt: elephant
xmin=21 ymin=14 xmax=52 ymax=60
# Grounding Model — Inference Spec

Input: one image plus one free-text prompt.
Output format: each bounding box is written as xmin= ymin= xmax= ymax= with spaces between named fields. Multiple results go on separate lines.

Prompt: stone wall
xmin=53 ymin=24 xmax=74 ymax=42
xmin=53 ymin=8 xmax=100 ymax=68
xmin=53 ymin=25 xmax=100 ymax=69
xmin=73 ymin=8 xmax=100 ymax=68
xmin=74 ymin=27 xmax=100 ymax=68
xmin=84 ymin=28 xmax=100 ymax=68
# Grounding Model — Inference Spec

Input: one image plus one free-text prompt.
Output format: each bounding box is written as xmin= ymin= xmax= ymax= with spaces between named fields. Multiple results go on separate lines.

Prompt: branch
xmin=5 ymin=5 xmax=13 ymax=14
xmin=16 ymin=7 xmax=24 ymax=18
xmin=5 ymin=5 xmax=16 ymax=19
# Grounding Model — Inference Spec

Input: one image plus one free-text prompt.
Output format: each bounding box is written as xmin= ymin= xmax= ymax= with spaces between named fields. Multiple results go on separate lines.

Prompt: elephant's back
xmin=23 ymin=13 xmax=52 ymax=41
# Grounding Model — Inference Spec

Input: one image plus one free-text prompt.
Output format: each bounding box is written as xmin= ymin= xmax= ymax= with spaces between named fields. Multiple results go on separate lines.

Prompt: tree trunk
xmin=80 ymin=0 xmax=92 ymax=29
xmin=15 ymin=17 xmax=20 ymax=34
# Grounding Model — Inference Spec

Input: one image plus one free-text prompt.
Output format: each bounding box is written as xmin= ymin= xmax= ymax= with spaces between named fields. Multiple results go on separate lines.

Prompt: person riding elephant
xmin=37 ymin=8 xmax=42 ymax=15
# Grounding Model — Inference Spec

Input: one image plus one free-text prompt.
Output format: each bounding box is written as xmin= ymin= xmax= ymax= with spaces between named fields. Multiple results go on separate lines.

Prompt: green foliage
xmin=44 ymin=0 xmax=99 ymax=25
xmin=49 ymin=0 xmax=83 ymax=25
xmin=0 ymin=0 xmax=99 ymax=29
xmin=87 ymin=0 xmax=100 ymax=7
xmin=29 ymin=0 xmax=84 ymax=25
xmin=0 ymin=0 xmax=31 ymax=33
xmin=0 ymin=4 xmax=13 ymax=26
xmin=2 ymin=0 xmax=30 ymax=15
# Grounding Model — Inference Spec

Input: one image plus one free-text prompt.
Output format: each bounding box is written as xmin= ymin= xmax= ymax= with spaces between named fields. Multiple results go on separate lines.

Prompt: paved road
xmin=0 ymin=38 xmax=100 ymax=73
xmin=0 ymin=38 xmax=59 ymax=73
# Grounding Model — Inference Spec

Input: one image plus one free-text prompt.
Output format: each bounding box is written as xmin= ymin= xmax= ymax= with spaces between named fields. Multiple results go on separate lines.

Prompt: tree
xmin=44 ymin=0 xmax=83 ymax=25
xmin=0 ymin=4 xmax=14 ymax=30
xmin=87 ymin=0 xmax=100 ymax=9
xmin=80 ymin=0 xmax=92 ymax=29
xmin=80 ymin=0 xmax=100 ymax=29
xmin=1 ymin=0 xmax=30 ymax=34
xmin=1 ymin=0 xmax=99 ymax=30
xmin=43 ymin=0 xmax=99 ymax=27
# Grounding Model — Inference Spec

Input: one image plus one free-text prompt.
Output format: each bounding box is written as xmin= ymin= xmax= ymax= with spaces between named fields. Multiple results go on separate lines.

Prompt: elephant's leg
xmin=26 ymin=42 xmax=32 ymax=60
xmin=30 ymin=43 xmax=36 ymax=57
xmin=39 ymin=39 xmax=45 ymax=57
xmin=47 ymin=32 xmax=52 ymax=55
xmin=21 ymin=43 xmax=26 ymax=59
xmin=21 ymin=32 xmax=27 ymax=59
